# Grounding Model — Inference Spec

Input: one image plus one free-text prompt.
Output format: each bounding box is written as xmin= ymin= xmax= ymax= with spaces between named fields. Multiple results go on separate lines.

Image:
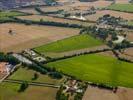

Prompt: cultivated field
xmin=83 ymin=85 xmax=133 ymax=100
xmin=107 ymin=4 xmax=133 ymax=13
xmin=0 ymin=82 xmax=58 ymax=100
xmin=85 ymin=10 xmax=133 ymax=21
xmin=18 ymin=15 xmax=93 ymax=26
xmin=0 ymin=23 xmax=80 ymax=52
xmin=46 ymin=54 xmax=133 ymax=88
xmin=34 ymin=34 xmax=103 ymax=54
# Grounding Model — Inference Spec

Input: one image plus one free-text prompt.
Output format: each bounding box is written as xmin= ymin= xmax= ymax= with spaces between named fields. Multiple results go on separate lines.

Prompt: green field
xmin=46 ymin=54 xmax=133 ymax=88
xmin=0 ymin=11 xmax=27 ymax=21
xmin=34 ymin=34 xmax=103 ymax=53
xmin=0 ymin=67 xmax=62 ymax=100
xmin=127 ymin=21 xmax=133 ymax=26
xmin=9 ymin=67 xmax=65 ymax=85
xmin=107 ymin=4 xmax=133 ymax=13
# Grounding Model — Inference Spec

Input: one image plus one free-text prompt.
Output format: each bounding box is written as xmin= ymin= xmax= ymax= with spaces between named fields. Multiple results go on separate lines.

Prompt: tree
xmin=18 ymin=81 xmax=29 ymax=92
xmin=32 ymin=73 xmax=39 ymax=80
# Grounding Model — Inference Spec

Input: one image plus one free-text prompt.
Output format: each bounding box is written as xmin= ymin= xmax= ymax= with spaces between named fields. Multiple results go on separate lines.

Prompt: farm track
xmin=4 ymin=79 xmax=60 ymax=88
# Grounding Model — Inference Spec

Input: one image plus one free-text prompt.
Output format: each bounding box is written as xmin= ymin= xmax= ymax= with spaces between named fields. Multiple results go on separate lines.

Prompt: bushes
xmin=49 ymin=72 xmax=63 ymax=79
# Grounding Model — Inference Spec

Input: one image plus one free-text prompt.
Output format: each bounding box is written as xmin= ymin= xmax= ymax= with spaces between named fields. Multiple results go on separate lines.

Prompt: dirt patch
xmin=0 ymin=23 xmax=79 ymax=52
xmin=85 ymin=10 xmax=133 ymax=21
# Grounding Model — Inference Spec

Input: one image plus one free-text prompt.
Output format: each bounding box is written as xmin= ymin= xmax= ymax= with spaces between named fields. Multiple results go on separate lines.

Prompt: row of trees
xmin=11 ymin=17 xmax=83 ymax=28
xmin=0 ymin=52 xmax=19 ymax=65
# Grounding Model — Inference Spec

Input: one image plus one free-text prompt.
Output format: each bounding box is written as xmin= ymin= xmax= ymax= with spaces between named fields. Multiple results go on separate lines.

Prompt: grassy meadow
xmin=9 ymin=67 xmax=65 ymax=85
xmin=46 ymin=54 xmax=133 ymax=88
xmin=34 ymin=34 xmax=103 ymax=53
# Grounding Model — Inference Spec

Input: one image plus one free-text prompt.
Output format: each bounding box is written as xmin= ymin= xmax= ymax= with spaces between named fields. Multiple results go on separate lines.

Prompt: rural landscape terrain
xmin=0 ymin=0 xmax=133 ymax=100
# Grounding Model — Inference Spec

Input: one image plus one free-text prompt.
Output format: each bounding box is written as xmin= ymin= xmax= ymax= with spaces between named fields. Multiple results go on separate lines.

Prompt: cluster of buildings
xmin=0 ymin=62 xmax=14 ymax=82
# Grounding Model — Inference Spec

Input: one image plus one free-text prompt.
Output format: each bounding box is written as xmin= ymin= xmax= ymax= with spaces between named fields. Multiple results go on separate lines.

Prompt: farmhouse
xmin=0 ymin=62 xmax=14 ymax=82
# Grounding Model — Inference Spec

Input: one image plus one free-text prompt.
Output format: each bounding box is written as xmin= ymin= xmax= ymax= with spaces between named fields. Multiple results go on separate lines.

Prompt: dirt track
xmin=0 ymin=23 xmax=79 ymax=52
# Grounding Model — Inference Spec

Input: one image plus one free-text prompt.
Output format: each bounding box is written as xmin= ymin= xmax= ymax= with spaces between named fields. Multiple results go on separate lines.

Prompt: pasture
xmin=107 ymin=4 xmax=133 ymax=13
xmin=34 ymin=34 xmax=103 ymax=53
xmin=46 ymin=54 xmax=133 ymax=88
xmin=0 ymin=23 xmax=79 ymax=52
xmin=9 ymin=67 xmax=65 ymax=85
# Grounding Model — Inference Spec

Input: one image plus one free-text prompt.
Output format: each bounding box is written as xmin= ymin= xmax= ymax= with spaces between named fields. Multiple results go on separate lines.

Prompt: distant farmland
xmin=18 ymin=15 xmax=93 ymax=26
xmin=107 ymin=4 xmax=133 ymax=13
xmin=0 ymin=23 xmax=79 ymax=52
xmin=0 ymin=11 xmax=27 ymax=21
xmin=34 ymin=34 xmax=103 ymax=53
xmin=46 ymin=54 xmax=133 ymax=88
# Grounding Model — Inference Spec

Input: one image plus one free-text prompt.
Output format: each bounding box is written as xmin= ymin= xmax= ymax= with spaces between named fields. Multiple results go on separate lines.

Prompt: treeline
xmin=10 ymin=17 xmax=83 ymax=28
xmin=0 ymin=52 xmax=19 ymax=65
xmin=21 ymin=53 xmax=63 ymax=79
xmin=43 ymin=48 xmax=111 ymax=64
xmin=35 ymin=7 xmax=63 ymax=15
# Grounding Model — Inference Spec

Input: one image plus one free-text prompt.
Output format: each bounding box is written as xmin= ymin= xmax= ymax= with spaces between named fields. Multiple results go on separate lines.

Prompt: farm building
xmin=0 ymin=62 xmax=14 ymax=82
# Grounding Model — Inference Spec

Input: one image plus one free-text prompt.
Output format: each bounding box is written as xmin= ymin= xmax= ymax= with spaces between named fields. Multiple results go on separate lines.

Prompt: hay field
xmin=0 ymin=23 xmax=79 ymax=52
xmin=83 ymin=86 xmax=133 ymax=100
xmin=18 ymin=15 xmax=93 ymax=26
xmin=85 ymin=10 xmax=133 ymax=21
